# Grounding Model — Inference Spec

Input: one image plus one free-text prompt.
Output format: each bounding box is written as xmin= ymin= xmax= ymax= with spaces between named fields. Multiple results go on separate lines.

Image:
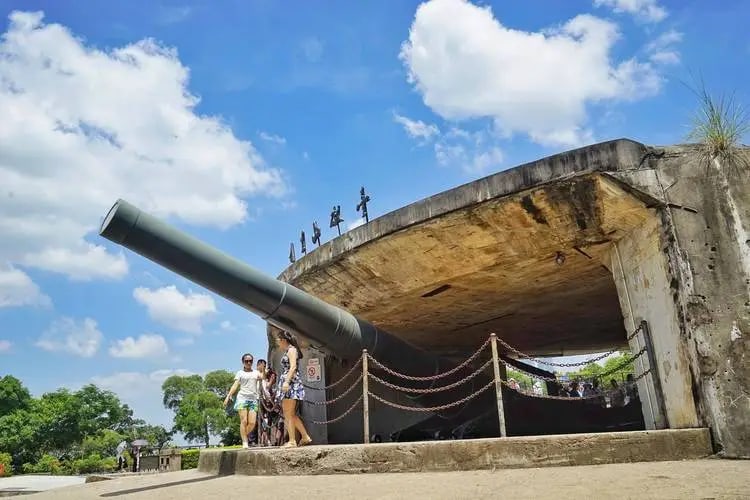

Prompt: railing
xmin=308 ymin=323 xmax=652 ymax=443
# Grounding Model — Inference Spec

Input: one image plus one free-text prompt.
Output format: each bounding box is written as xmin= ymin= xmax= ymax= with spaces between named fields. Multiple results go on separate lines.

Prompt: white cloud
xmin=219 ymin=320 xmax=235 ymax=331
xmin=0 ymin=340 xmax=11 ymax=353
xmin=593 ymin=0 xmax=667 ymax=23
xmin=300 ymin=37 xmax=324 ymax=63
xmin=258 ymin=131 xmax=287 ymax=145
xmin=36 ymin=317 xmax=103 ymax=357
xmin=0 ymin=11 xmax=285 ymax=297
xmin=645 ymin=29 xmax=682 ymax=66
xmin=399 ymin=0 xmax=664 ymax=146
xmin=0 ymin=266 xmax=51 ymax=308
xmin=133 ymin=285 xmax=216 ymax=334
xmin=393 ymin=112 xmax=440 ymax=143
xmin=109 ymin=334 xmax=169 ymax=358
xmin=394 ymin=116 xmax=504 ymax=175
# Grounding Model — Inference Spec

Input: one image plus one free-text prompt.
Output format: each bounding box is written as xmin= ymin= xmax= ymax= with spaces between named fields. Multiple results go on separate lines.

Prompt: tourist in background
xmin=276 ymin=330 xmax=312 ymax=447
xmin=609 ymin=379 xmax=626 ymax=407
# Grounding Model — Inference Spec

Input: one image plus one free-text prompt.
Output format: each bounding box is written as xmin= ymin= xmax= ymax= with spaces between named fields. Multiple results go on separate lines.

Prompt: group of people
xmin=507 ymin=375 xmax=641 ymax=408
xmin=556 ymin=375 xmax=640 ymax=408
xmin=223 ymin=331 xmax=313 ymax=449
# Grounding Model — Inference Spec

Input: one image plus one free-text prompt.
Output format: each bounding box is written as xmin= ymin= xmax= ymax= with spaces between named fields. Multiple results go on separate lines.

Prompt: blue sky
xmin=0 ymin=0 xmax=747 ymax=435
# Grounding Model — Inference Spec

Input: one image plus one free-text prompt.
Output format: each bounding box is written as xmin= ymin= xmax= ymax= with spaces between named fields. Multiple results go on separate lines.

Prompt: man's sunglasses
xmin=243 ymin=359 xmax=253 ymax=364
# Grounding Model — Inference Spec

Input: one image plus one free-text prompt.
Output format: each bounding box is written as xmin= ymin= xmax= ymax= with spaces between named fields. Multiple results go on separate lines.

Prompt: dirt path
xmin=28 ymin=459 xmax=750 ymax=499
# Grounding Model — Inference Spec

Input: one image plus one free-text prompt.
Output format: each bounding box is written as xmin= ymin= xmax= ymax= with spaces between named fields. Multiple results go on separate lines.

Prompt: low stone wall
xmin=198 ymin=428 xmax=712 ymax=476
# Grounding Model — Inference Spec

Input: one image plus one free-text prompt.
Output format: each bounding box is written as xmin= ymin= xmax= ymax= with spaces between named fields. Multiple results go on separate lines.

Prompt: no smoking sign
xmin=306 ymin=358 xmax=321 ymax=382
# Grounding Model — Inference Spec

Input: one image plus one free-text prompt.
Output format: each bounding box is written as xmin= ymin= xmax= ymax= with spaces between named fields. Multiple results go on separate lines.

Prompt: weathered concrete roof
xmin=279 ymin=139 xmax=657 ymax=356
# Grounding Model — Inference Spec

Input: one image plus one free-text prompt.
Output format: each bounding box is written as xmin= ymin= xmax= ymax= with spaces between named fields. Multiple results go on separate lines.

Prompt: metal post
xmin=362 ymin=349 xmax=370 ymax=444
xmin=640 ymin=320 xmax=669 ymax=429
xmin=489 ymin=334 xmax=507 ymax=437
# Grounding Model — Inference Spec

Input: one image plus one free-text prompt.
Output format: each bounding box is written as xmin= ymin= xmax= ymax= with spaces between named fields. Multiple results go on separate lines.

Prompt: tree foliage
xmin=563 ymin=352 xmax=636 ymax=383
xmin=0 ymin=375 xmax=31 ymax=415
xmin=162 ymin=370 xmax=237 ymax=447
xmin=0 ymin=376 xmax=163 ymax=475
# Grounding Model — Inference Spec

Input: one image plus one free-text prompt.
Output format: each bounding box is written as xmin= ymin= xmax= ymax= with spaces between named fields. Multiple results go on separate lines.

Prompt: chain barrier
xmin=309 ymin=374 xmax=363 ymax=406
xmin=366 ymin=336 xmax=492 ymax=382
xmin=500 ymin=346 xmax=648 ymax=385
xmin=368 ymin=379 xmax=496 ymax=413
xmin=304 ymin=326 xmax=656 ymax=441
xmin=368 ymin=359 xmax=493 ymax=394
xmin=495 ymin=325 xmax=643 ymax=368
xmin=312 ymin=395 xmax=363 ymax=425
xmin=302 ymin=357 xmax=363 ymax=390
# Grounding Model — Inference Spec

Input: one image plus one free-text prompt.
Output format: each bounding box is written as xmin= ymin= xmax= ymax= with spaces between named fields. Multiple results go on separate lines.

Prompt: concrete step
xmin=198 ymin=428 xmax=712 ymax=476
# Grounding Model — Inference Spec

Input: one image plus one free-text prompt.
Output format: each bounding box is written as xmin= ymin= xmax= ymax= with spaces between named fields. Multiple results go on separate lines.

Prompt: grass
xmin=686 ymin=78 xmax=750 ymax=167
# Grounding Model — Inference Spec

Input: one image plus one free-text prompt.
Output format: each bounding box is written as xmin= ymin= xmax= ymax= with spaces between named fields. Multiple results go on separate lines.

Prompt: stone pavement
xmin=26 ymin=459 xmax=750 ymax=499
xmin=0 ymin=475 xmax=85 ymax=496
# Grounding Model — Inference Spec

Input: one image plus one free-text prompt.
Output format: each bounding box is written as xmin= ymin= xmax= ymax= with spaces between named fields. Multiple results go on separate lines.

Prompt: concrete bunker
xmin=274 ymin=139 xmax=748 ymax=457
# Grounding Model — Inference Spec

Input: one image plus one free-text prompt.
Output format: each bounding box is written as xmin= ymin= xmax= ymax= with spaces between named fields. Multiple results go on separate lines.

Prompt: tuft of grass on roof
xmin=686 ymin=79 xmax=749 ymax=167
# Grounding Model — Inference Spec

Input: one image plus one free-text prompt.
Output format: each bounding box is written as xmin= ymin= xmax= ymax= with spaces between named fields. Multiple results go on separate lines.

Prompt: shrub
xmin=69 ymin=454 xmax=117 ymax=474
xmin=0 ymin=452 xmax=12 ymax=477
xmin=21 ymin=454 xmax=63 ymax=475
xmin=181 ymin=449 xmax=200 ymax=470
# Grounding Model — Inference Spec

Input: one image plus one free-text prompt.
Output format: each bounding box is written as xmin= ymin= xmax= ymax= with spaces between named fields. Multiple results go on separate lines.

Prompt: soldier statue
xmin=356 ymin=186 xmax=371 ymax=223
xmin=330 ymin=205 xmax=343 ymax=235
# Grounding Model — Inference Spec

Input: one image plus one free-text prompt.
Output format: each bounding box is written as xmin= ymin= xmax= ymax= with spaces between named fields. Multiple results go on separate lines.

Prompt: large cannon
xmin=99 ymin=199 xmax=499 ymax=437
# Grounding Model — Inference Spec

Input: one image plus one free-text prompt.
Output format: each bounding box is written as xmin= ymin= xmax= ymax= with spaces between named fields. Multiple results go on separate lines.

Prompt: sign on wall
xmin=306 ymin=357 xmax=321 ymax=382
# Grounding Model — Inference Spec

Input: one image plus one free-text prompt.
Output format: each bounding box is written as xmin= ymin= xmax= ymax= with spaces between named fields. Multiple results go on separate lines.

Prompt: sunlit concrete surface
xmin=0 ymin=475 xmax=85 ymax=496
xmin=27 ymin=460 xmax=750 ymax=500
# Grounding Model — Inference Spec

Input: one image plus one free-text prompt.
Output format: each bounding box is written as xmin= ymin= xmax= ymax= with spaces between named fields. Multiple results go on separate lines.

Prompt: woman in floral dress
xmin=276 ymin=330 xmax=312 ymax=447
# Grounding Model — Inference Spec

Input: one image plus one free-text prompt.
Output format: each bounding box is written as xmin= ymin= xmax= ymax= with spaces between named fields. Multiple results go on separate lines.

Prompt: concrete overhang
xmin=279 ymin=139 xmax=662 ymax=357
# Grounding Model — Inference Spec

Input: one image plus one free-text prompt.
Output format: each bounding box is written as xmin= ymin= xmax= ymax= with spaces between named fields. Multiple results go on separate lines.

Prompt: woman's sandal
xmin=282 ymin=441 xmax=297 ymax=448
xmin=299 ymin=436 xmax=313 ymax=447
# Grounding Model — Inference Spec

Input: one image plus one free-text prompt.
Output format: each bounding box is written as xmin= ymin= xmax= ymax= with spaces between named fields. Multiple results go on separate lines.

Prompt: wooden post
xmin=362 ymin=349 xmax=370 ymax=444
xmin=490 ymin=334 xmax=507 ymax=437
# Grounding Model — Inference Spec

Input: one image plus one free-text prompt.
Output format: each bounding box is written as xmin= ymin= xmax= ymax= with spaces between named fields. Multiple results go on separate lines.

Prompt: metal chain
xmin=367 ymin=336 xmax=492 ymax=382
xmin=302 ymin=357 xmax=363 ymax=390
xmin=309 ymin=374 xmax=363 ymax=406
xmin=501 ymin=368 xmax=652 ymax=401
xmin=312 ymin=395 xmax=363 ymax=424
xmin=597 ymin=347 xmax=646 ymax=378
xmin=501 ymin=360 xmax=560 ymax=383
xmin=501 ymin=347 xmax=647 ymax=384
xmin=368 ymin=379 xmax=495 ymax=413
xmin=368 ymin=359 xmax=493 ymax=394
xmin=495 ymin=325 xmax=643 ymax=368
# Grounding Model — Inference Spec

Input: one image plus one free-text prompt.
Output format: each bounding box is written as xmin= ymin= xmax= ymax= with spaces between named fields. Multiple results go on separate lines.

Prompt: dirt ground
xmin=27 ymin=459 xmax=750 ymax=499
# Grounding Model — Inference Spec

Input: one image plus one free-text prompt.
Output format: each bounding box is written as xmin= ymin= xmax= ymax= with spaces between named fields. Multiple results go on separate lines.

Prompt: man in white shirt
xmin=224 ymin=353 xmax=266 ymax=448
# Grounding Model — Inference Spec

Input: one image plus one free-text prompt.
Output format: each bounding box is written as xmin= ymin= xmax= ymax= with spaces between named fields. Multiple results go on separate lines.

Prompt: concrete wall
xmin=654 ymin=150 xmax=750 ymax=458
xmin=607 ymin=215 xmax=699 ymax=429
xmin=611 ymin=147 xmax=750 ymax=458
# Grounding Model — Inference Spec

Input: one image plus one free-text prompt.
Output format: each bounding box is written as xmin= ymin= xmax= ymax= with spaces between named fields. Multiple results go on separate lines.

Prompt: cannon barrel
xmin=99 ymin=199 xmax=453 ymax=377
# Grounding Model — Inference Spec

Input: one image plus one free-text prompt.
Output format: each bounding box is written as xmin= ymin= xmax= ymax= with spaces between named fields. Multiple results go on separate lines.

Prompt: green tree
xmin=125 ymin=423 xmax=173 ymax=451
xmin=204 ymin=370 xmax=235 ymax=399
xmin=0 ymin=375 xmax=31 ymax=415
xmin=80 ymin=429 xmax=125 ymax=458
xmin=506 ymin=369 xmax=534 ymax=390
xmin=162 ymin=371 xmax=236 ymax=447
xmin=565 ymin=352 xmax=635 ymax=383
